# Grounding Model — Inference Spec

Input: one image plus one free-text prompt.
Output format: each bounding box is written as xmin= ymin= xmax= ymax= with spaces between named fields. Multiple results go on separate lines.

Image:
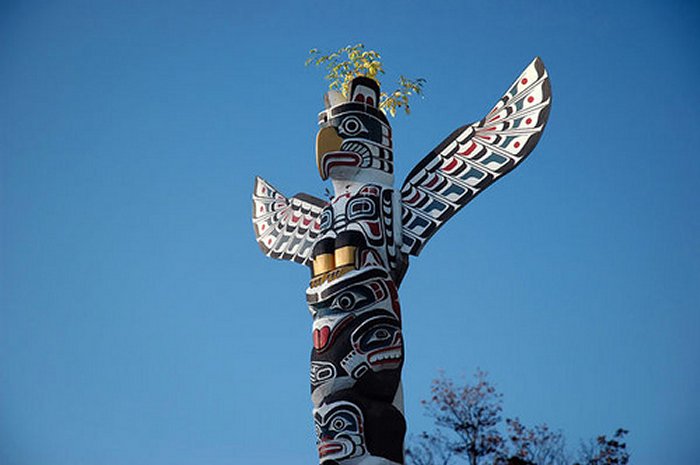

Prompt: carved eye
xmin=331 ymin=417 xmax=348 ymax=432
xmin=367 ymin=328 xmax=392 ymax=344
xmin=338 ymin=116 xmax=367 ymax=137
xmin=332 ymin=292 xmax=357 ymax=311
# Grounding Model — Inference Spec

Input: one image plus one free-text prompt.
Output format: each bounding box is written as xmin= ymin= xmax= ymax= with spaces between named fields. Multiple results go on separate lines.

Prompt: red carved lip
xmin=318 ymin=442 xmax=343 ymax=457
xmin=313 ymin=326 xmax=331 ymax=350
xmin=320 ymin=151 xmax=362 ymax=180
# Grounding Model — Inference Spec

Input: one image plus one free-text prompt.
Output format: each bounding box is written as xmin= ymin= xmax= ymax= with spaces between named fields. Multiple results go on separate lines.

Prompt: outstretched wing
xmin=252 ymin=176 xmax=326 ymax=266
xmin=400 ymin=57 xmax=552 ymax=256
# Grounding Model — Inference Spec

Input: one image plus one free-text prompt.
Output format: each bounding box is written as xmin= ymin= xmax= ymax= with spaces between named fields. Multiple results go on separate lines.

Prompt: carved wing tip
xmin=530 ymin=56 xmax=546 ymax=73
xmin=253 ymin=175 xmax=273 ymax=192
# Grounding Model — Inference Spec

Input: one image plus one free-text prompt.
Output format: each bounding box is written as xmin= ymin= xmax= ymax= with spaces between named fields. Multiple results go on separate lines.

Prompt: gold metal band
xmin=334 ymin=246 xmax=356 ymax=268
xmin=312 ymin=253 xmax=335 ymax=276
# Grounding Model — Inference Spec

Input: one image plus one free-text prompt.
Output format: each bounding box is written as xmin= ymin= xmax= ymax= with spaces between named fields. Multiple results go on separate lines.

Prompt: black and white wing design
xmin=400 ymin=57 xmax=552 ymax=256
xmin=252 ymin=176 xmax=326 ymax=266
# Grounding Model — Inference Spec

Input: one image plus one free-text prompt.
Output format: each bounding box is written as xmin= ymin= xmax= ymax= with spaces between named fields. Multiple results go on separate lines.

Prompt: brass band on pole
xmin=312 ymin=253 xmax=335 ymax=276
xmin=334 ymin=246 xmax=356 ymax=268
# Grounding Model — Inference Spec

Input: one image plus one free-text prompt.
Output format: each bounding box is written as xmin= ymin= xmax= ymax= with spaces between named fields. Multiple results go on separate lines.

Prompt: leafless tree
xmin=500 ymin=418 xmax=568 ymax=465
xmin=406 ymin=431 xmax=456 ymax=465
xmin=576 ymin=428 xmax=629 ymax=465
xmin=417 ymin=369 xmax=505 ymax=465
xmin=408 ymin=371 xmax=629 ymax=465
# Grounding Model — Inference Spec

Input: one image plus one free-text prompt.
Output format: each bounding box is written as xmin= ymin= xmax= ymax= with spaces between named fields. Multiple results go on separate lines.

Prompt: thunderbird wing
xmin=252 ymin=176 xmax=326 ymax=266
xmin=400 ymin=57 xmax=552 ymax=256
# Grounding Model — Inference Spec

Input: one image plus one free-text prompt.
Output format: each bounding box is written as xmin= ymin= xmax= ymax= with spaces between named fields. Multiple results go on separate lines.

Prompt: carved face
xmin=316 ymin=77 xmax=393 ymax=183
xmin=307 ymin=269 xmax=391 ymax=352
xmin=314 ymin=401 xmax=366 ymax=462
xmin=340 ymin=314 xmax=403 ymax=379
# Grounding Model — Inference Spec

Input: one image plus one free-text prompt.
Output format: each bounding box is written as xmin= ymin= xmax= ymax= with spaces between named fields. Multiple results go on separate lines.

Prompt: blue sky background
xmin=1 ymin=1 xmax=699 ymax=464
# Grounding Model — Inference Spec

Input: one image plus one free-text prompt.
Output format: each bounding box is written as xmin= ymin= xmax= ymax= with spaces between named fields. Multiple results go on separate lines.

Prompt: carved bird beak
xmin=316 ymin=126 xmax=343 ymax=180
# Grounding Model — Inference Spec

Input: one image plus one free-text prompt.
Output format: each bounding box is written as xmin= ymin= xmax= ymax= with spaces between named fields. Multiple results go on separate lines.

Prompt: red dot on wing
xmin=527 ymin=96 xmax=534 ymax=103
xmin=514 ymin=141 xmax=521 ymax=148
xmin=521 ymin=78 xmax=528 ymax=85
xmin=526 ymin=118 xmax=532 ymax=124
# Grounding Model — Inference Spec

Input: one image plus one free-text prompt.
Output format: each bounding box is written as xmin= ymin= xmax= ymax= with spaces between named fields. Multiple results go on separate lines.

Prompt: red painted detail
xmin=369 ymin=281 xmax=386 ymax=300
xmin=318 ymin=443 xmax=343 ymax=457
xmin=360 ymin=249 xmax=369 ymax=265
xmin=366 ymin=96 xmax=374 ymax=106
xmin=355 ymin=94 xmax=365 ymax=103
xmin=442 ymin=158 xmax=459 ymax=172
xmin=367 ymin=221 xmax=380 ymax=237
xmin=521 ymin=78 xmax=528 ymax=85
xmin=367 ymin=345 xmax=403 ymax=368
xmin=527 ymin=96 xmax=534 ymax=103
xmin=292 ymin=214 xmax=300 ymax=222
xmin=332 ymin=191 xmax=351 ymax=204
xmin=485 ymin=127 xmax=497 ymax=131
xmin=260 ymin=224 xmax=265 ymax=231
xmin=326 ymin=315 xmax=354 ymax=350
xmin=526 ymin=118 xmax=533 ymax=125
xmin=488 ymin=115 xmax=501 ymax=123
xmin=425 ymin=174 xmax=439 ymax=189
xmin=302 ymin=217 xmax=311 ymax=226
xmin=259 ymin=206 xmax=264 ymax=212
xmin=459 ymin=142 xmax=478 ymax=157
xmin=313 ymin=326 xmax=331 ymax=350
xmin=322 ymin=152 xmax=362 ymax=178
xmin=477 ymin=135 xmax=493 ymax=141
xmin=514 ymin=141 xmax=521 ymax=148
xmin=387 ymin=281 xmax=401 ymax=320
xmin=405 ymin=190 xmax=421 ymax=205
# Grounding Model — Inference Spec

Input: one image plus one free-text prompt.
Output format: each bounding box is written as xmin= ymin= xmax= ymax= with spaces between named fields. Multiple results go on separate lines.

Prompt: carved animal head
xmin=314 ymin=400 xmax=366 ymax=462
xmin=316 ymin=76 xmax=393 ymax=185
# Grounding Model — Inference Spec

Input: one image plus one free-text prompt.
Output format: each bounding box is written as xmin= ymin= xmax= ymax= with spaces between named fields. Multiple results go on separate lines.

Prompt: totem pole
xmin=252 ymin=57 xmax=551 ymax=465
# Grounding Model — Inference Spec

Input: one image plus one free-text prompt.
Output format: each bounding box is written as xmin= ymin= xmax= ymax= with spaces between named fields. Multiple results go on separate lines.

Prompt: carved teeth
xmin=369 ymin=348 xmax=402 ymax=364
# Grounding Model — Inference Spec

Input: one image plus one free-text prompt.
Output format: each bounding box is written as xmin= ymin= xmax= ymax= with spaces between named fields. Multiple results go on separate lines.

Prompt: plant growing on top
xmin=306 ymin=43 xmax=426 ymax=117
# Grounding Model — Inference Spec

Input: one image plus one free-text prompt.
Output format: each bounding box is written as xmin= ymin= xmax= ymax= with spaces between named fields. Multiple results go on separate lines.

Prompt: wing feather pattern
xmin=400 ymin=57 xmax=552 ymax=256
xmin=252 ymin=176 xmax=326 ymax=266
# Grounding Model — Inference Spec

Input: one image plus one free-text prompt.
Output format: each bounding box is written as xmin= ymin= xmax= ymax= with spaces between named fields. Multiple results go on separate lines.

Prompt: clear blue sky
xmin=1 ymin=1 xmax=698 ymax=464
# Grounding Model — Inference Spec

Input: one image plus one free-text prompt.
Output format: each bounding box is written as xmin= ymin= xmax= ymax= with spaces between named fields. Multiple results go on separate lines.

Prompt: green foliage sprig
xmin=306 ymin=44 xmax=425 ymax=117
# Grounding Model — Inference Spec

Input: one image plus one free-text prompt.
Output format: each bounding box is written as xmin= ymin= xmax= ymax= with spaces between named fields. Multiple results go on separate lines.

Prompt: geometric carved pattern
xmin=401 ymin=57 xmax=552 ymax=256
xmin=252 ymin=176 xmax=326 ymax=266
